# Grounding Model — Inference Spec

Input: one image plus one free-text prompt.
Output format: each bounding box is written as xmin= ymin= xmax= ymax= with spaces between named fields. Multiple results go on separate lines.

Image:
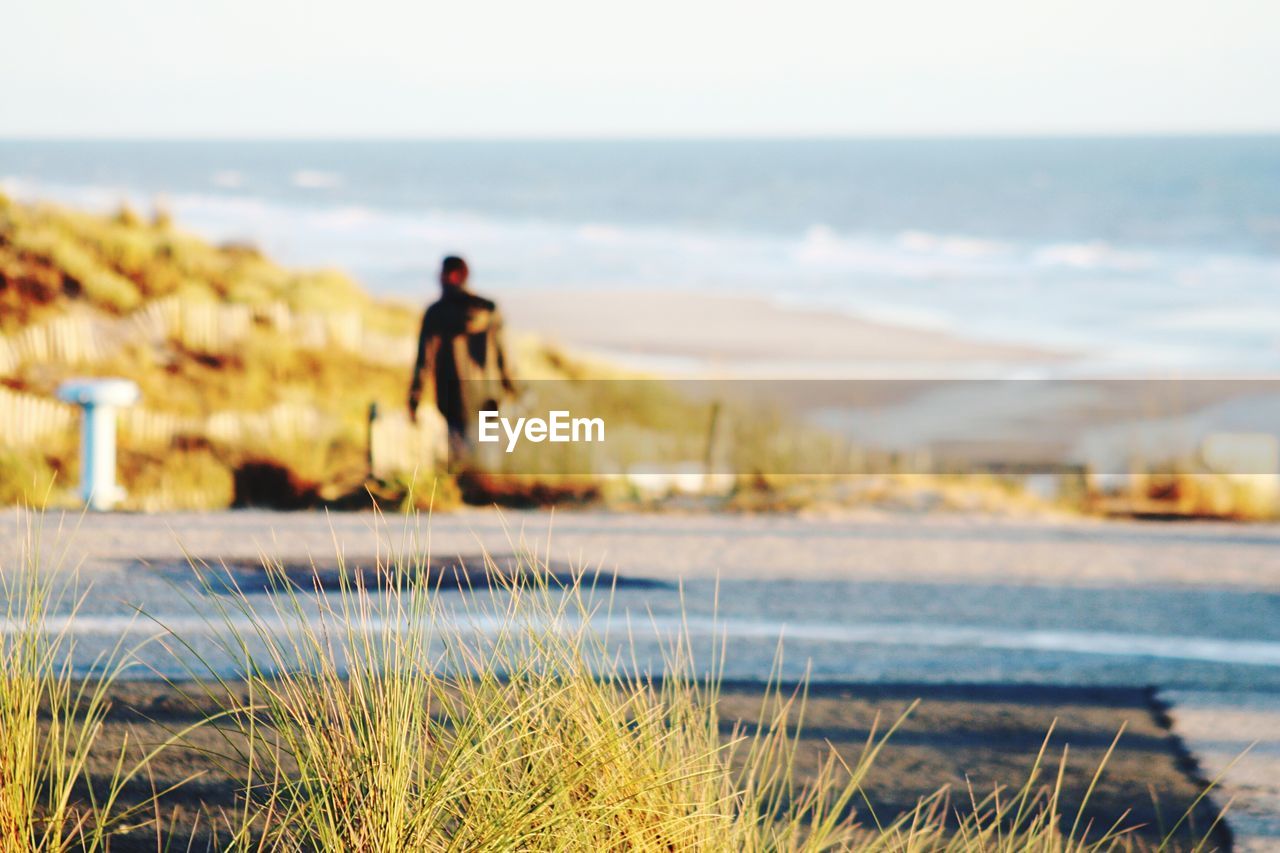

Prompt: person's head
xmin=440 ymin=255 xmax=469 ymax=290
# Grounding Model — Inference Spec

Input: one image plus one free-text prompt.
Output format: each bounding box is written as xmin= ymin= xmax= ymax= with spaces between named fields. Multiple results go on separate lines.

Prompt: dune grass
xmin=2 ymin=507 xmax=1230 ymax=850
xmin=0 ymin=512 xmax=179 ymax=851
xmin=149 ymin=516 xmax=1223 ymax=851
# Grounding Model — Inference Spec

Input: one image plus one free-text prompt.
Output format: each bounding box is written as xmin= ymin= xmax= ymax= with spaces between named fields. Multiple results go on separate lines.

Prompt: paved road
xmin=8 ymin=508 xmax=1280 ymax=588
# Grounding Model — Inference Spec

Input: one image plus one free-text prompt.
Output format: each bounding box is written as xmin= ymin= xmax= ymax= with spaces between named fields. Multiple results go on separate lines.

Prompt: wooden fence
xmin=117 ymin=402 xmax=342 ymax=451
xmin=0 ymin=315 xmax=103 ymax=374
xmin=1 ymin=295 xmax=442 ymax=479
xmin=0 ymin=386 xmax=77 ymax=448
xmin=1 ymin=385 xmax=445 ymax=480
xmin=368 ymin=407 xmax=448 ymax=479
xmin=0 ymin=297 xmax=419 ymax=376
xmin=0 ymin=386 xmax=342 ymax=453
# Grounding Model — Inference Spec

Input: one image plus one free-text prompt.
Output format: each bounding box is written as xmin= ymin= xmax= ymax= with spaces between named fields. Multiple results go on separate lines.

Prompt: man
xmin=408 ymin=256 xmax=516 ymax=450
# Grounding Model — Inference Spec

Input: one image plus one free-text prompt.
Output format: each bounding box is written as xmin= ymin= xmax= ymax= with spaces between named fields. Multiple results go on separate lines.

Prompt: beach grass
xmin=1 ymin=507 xmax=1229 ymax=850
xmin=0 ymin=512 xmax=180 ymax=851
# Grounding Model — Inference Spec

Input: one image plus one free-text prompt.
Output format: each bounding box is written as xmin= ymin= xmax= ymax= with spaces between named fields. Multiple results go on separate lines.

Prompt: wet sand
xmin=84 ymin=680 xmax=1222 ymax=851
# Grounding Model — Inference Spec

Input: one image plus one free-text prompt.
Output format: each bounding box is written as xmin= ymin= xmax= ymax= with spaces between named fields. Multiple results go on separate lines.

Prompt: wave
xmin=1032 ymin=241 xmax=1154 ymax=271
xmin=290 ymin=169 xmax=342 ymax=190
xmin=210 ymin=169 xmax=244 ymax=189
xmin=5 ymin=175 xmax=1267 ymax=283
xmin=6 ymin=175 xmax=1280 ymax=370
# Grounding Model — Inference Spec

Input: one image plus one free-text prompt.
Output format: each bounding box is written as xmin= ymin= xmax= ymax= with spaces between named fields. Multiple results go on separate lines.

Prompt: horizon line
xmin=2 ymin=129 xmax=1280 ymax=144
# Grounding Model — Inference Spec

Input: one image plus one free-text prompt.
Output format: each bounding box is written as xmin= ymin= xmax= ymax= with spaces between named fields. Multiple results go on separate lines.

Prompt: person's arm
xmin=492 ymin=310 xmax=517 ymax=396
xmin=408 ymin=309 xmax=436 ymax=421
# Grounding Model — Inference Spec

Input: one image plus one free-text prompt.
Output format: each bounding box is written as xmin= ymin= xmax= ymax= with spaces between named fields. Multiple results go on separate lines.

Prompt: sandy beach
xmin=502 ymin=290 xmax=1065 ymax=375
xmin=503 ymin=290 xmax=1280 ymax=471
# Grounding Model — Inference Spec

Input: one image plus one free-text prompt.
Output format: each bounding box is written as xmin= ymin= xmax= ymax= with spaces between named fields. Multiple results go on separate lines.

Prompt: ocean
xmin=3 ymin=137 xmax=1280 ymax=372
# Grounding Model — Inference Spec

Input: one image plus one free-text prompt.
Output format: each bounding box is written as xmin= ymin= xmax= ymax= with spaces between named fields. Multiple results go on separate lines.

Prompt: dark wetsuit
xmin=408 ymin=286 xmax=515 ymax=442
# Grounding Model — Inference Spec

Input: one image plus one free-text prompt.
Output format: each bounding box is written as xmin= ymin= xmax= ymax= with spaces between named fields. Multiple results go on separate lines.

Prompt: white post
xmin=57 ymin=379 xmax=140 ymax=511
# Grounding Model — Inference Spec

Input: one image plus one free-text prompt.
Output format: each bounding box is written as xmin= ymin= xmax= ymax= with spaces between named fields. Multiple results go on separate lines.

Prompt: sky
xmin=5 ymin=0 xmax=1279 ymax=138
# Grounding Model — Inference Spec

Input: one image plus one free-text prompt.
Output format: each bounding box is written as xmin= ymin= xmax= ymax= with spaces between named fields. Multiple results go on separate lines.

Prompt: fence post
xmin=367 ymin=402 xmax=379 ymax=479
xmin=703 ymin=401 xmax=722 ymax=491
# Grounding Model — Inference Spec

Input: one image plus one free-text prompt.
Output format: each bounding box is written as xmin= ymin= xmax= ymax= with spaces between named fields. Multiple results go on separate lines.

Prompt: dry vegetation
xmin=0 ymin=195 xmax=613 ymax=510
xmin=0 ymin=196 xmax=705 ymax=510
xmin=0 ymin=194 xmax=419 ymax=507
xmin=0 ymin=513 xmax=1228 ymax=851
xmin=0 ymin=194 xmax=1069 ymax=515
xmin=9 ymin=194 xmax=1253 ymax=519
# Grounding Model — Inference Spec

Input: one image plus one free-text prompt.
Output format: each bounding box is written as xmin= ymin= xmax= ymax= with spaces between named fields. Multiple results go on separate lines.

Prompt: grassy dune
xmin=0 ymin=194 xmax=417 ymax=507
xmin=0 ymin=195 xmax=659 ymax=509
xmin=1 ymin=195 xmax=1068 ymax=515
